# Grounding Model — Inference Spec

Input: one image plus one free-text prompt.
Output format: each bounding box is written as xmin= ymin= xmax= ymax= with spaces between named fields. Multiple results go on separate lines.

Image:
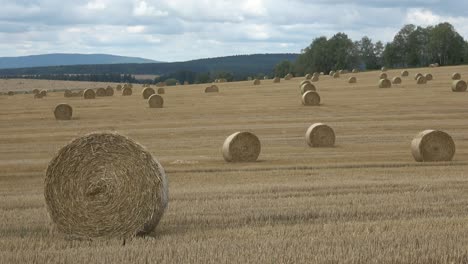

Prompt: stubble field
xmin=1 ymin=66 xmax=468 ymax=263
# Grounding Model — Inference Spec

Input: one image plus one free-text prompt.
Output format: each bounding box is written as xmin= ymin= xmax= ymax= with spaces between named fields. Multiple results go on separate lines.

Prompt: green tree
xmin=274 ymin=60 xmax=293 ymax=77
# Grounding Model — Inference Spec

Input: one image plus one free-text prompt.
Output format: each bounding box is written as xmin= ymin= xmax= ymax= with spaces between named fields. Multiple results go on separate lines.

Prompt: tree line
xmin=276 ymin=22 xmax=468 ymax=77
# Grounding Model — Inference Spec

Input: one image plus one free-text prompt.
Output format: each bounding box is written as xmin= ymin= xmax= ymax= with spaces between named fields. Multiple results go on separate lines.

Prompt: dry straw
xmin=380 ymin=73 xmax=388 ymax=79
xmin=222 ymin=132 xmax=261 ymax=162
xmin=157 ymin=88 xmax=165 ymax=94
xmin=142 ymin=87 xmax=155 ymax=99
xmin=54 ymin=103 xmax=73 ymax=120
xmin=205 ymin=85 xmax=219 ymax=93
xmin=64 ymin=89 xmax=72 ymax=98
xmin=300 ymin=82 xmax=316 ymax=95
xmin=273 ymin=77 xmax=280 ymax=83
xmin=44 ymin=132 xmax=168 ymax=239
xmin=83 ymin=89 xmax=95 ymax=99
xmin=40 ymin=90 xmax=47 ymax=97
xmin=300 ymin=80 xmax=311 ymax=87
xmin=333 ymin=72 xmax=340 ymax=78
xmin=253 ymin=79 xmax=261 ymax=85
xmin=302 ymin=91 xmax=321 ymax=106
xmin=96 ymin=88 xmax=106 ymax=97
xmin=425 ymin=73 xmax=433 ymax=81
xmin=452 ymin=80 xmax=467 ymax=92
xmin=452 ymin=73 xmax=461 ymax=80
xmin=378 ymin=79 xmax=392 ymax=88
xmin=348 ymin=76 xmax=357 ymax=83
xmin=305 ymin=74 xmax=312 ymax=80
xmin=414 ymin=73 xmax=423 ymax=80
xmin=285 ymin=73 xmax=293 ymax=80
xmin=305 ymin=123 xmax=335 ymax=147
xmin=311 ymin=75 xmax=319 ymax=82
xmin=401 ymin=70 xmax=409 ymax=77
xmin=411 ymin=130 xmax=455 ymax=162
xmin=148 ymin=94 xmax=164 ymax=108
xmin=416 ymin=76 xmax=427 ymax=84
xmin=122 ymin=87 xmax=132 ymax=96
xmin=392 ymin=77 xmax=402 ymax=84
xmin=105 ymin=86 xmax=114 ymax=96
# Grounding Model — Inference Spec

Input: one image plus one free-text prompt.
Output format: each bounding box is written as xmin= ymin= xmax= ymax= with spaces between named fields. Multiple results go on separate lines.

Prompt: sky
xmin=1 ymin=0 xmax=468 ymax=62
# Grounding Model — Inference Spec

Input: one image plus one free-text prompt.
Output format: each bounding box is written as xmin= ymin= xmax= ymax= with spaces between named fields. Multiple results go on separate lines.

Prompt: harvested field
xmin=1 ymin=65 xmax=468 ymax=263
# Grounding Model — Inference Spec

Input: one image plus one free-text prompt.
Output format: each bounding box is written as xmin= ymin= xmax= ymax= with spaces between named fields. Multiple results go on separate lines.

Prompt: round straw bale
xmin=148 ymin=94 xmax=164 ymax=108
xmin=411 ymin=130 xmax=455 ymax=162
xmin=379 ymin=73 xmax=388 ymax=79
xmin=96 ymin=88 xmax=106 ymax=97
xmin=414 ymin=73 xmax=423 ymax=80
xmin=122 ymin=87 xmax=132 ymax=96
xmin=44 ymin=132 xmax=168 ymax=238
xmin=305 ymin=74 xmax=312 ymax=80
xmin=452 ymin=72 xmax=461 ymax=80
xmin=34 ymin=93 xmax=43 ymax=99
xmin=205 ymin=85 xmax=219 ymax=93
xmin=416 ymin=76 xmax=427 ymax=84
xmin=157 ymin=88 xmax=165 ymax=94
xmin=401 ymin=70 xmax=409 ymax=77
xmin=78 ymin=90 xmax=84 ymax=97
xmin=311 ymin=75 xmax=319 ymax=82
xmin=313 ymin=72 xmax=320 ymax=78
xmin=301 ymin=91 xmax=321 ymax=106
xmin=320 ymin=72 xmax=324 ymax=75
xmin=142 ymin=87 xmax=155 ymax=99
xmin=348 ymin=76 xmax=357 ymax=83
xmin=452 ymin=80 xmax=467 ymax=92
xmin=300 ymin=82 xmax=316 ymax=95
xmin=433 ymin=63 xmax=439 ymax=67
xmin=83 ymin=89 xmax=96 ymax=99
xmin=333 ymin=72 xmax=340 ymax=78
xmin=300 ymin=80 xmax=312 ymax=87
xmin=381 ymin=66 xmax=387 ymax=72
xmin=7 ymin=91 xmax=14 ymax=96
xmin=305 ymin=123 xmax=335 ymax=147
xmin=338 ymin=70 xmax=344 ymax=74
xmin=105 ymin=86 xmax=114 ymax=96
xmin=285 ymin=73 xmax=293 ymax=80
xmin=378 ymin=79 xmax=392 ymax=88
xmin=273 ymin=77 xmax=280 ymax=83
xmin=329 ymin=71 xmax=335 ymax=76
xmin=392 ymin=77 xmax=402 ymax=84
xmin=116 ymin=85 xmax=122 ymax=91
xmin=33 ymin=89 xmax=40 ymax=94
xmin=352 ymin=69 xmax=359 ymax=73
xmin=54 ymin=103 xmax=73 ymax=120
xmin=40 ymin=90 xmax=47 ymax=97
xmin=65 ymin=89 xmax=73 ymax=98
xmin=253 ymin=79 xmax=261 ymax=85
xmin=222 ymin=132 xmax=261 ymax=162
xmin=425 ymin=73 xmax=433 ymax=81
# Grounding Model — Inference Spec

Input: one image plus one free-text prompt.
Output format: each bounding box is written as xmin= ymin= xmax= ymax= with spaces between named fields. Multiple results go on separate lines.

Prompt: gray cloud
xmin=0 ymin=0 xmax=467 ymax=61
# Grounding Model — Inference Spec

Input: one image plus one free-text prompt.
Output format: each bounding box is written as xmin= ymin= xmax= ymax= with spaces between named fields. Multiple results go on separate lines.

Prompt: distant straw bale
xmin=40 ymin=90 xmax=47 ymax=97
xmin=96 ymin=88 xmax=106 ymax=97
xmin=205 ymin=85 xmax=219 ymax=93
xmin=54 ymin=103 xmax=73 ymax=120
xmin=44 ymin=132 xmax=168 ymax=238
xmin=222 ymin=132 xmax=261 ymax=162
xmin=411 ymin=130 xmax=455 ymax=162
xmin=300 ymin=82 xmax=316 ymax=95
xmin=392 ymin=77 xmax=402 ymax=84
xmin=348 ymin=76 xmax=357 ymax=83
xmin=305 ymin=74 xmax=312 ymax=80
xmin=416 ymin=76 xmax=427 ymax=84
xmin=401 ymin=70 xmax=409 ymax=77
xmin=381 ymin=66 xmax=387 ymax=72
xmin=157 ymin=88 xmax=165 ymax=94
xmin=33 ymin=89 xmax=40 ymax=94
xmin=116 ymin=85 xmax=122 ymax=91
xmin=305 ymin=123 xmax=335 ymax=147
xmin=142 ymin=87 xmax=155 ymax=99
xmin=253 ymin=79 xmax=261 ymax=85
xmin=378 ymin=79 xmax=392 ymax=88
xmin=452 ymin=80 xmax=467 ymax=92
xmin=333 ymin=72 xmax=340 ymax=78
xmin=301 ymin=91 xmax=321 ymax=106
xmin=273 ymin=77 xmax=280 ymax=83
xmin=83 ymin=89 xmax=96 ymax=99
xmin=414 ymin=73 xmax=423 ymax=80
xmin=122 ymin=87 xmax=132 ymax=96
xmin=425 ymin=73 xmax=433 ymax=81
xmin=105 ymin=86 xmax=114 ymax=96
xmin=379 ymin=73 xmax=388 ymax=79
xmin=148 ymin=94 xmax=164 ymax=108
xmin=285 ymin=73 xmax=293 ymax=80
xmin=452 ymin=73 xmax=461 ymax=80
xmin=64 ymin=90 xmax=72 ymax=98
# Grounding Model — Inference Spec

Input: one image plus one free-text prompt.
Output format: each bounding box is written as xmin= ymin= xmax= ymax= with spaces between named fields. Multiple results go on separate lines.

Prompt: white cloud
xmin=86 ymin=0 xmax=107 ymax=10
xmin=133 ymin=1 xmax=169 ymax=17
xmin=405 ymin=8 xmax=441 ymax=26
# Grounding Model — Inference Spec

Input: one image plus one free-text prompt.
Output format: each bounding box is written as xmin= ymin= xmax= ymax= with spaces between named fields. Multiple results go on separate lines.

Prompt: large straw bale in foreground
xmin=148 ymin=94 xmax=164 ymax=108
xmin=411 ymin=130 xmax=455 ymax=162
xmin=305 ymin=123 xmax=335 ymax=147
xmin=44 ymin=132 xmax=168 ymax=238
xmin=54 ymin=103 xmax=73 ymax=120
xmin=222 ymin=132 xmax=261 ymax=162
xmin=452 ymin=80 xmax=467 ymax=92
xmin=301 ymin=91 xmax=321 ymax=106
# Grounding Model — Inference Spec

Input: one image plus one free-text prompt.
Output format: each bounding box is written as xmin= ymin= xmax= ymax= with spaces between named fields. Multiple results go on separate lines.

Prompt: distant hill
xmin=0 ymin=53 xmax=159 ymax=69
xmin=0 ymin=54 xmax=300 ymax=78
